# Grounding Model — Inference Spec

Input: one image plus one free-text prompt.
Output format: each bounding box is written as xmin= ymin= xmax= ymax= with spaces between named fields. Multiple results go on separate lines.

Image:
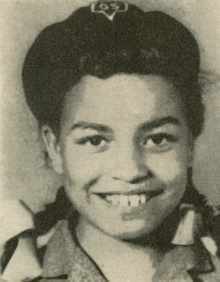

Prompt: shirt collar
xmin=42 ymin=207 xmax=216 ymax=280
xmin=171 ymin=203 xmax=215 ymax=273
xmin=42 ymin=220 xmax=107 ymax=281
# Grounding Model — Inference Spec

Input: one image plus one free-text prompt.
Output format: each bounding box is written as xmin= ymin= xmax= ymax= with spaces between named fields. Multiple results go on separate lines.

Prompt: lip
xmin=93 ymin=188 xmax=163 ymax=197
xmin=89 ymin=188 xmax=164 ymax=217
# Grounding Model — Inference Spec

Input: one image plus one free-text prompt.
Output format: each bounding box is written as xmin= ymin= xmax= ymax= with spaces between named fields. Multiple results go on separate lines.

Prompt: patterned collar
xmin=40 ymin=212 xmax=219 ymax=282
xmin=2 ymin=201 xmax=220 ymax=282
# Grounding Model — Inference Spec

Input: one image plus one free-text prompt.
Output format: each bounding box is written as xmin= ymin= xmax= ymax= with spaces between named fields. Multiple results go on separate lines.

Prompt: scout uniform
xmin=1 ymin=187 xmax=220 ymax=282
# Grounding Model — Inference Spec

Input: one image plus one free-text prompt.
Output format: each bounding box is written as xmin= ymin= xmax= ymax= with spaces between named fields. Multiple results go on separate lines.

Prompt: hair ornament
xmin=91 ymin=1 xmax=128 ymax=21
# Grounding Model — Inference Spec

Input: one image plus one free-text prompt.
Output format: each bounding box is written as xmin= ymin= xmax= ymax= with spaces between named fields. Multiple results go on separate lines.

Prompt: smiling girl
xmin=1 ymin=1 xmax=220 ymax=282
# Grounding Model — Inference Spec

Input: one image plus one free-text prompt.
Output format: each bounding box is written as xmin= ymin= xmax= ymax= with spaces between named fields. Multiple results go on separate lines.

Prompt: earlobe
xmin=41 ymin=125 xmax=63 ymax=174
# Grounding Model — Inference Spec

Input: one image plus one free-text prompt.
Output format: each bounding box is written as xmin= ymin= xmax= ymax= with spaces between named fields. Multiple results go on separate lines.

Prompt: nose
xmin=111 ymin=144 xmax=151 ymax=184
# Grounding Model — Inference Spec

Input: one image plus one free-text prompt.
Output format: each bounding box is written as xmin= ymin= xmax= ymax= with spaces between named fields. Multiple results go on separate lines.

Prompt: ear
xmin=41 ymin=125 xmax=63 ymax=174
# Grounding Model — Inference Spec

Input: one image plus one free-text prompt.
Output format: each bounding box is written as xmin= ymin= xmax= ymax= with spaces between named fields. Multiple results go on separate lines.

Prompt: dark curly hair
xmin=22 ymin=6 xmax=204 ymax=139
xmin=35 ymin=47 xmax=204 ymax=139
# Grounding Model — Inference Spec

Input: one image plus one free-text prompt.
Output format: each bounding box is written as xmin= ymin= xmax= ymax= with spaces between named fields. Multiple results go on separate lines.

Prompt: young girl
xmin=1 ymin=1 xmax=220 ymax=281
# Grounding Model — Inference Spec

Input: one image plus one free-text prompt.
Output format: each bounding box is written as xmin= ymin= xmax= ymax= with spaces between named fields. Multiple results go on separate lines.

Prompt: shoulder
xmin=199 ymin=201 xmax=220 ymax=256
xmin=1 ymin=220 xmax=67 ymax=282
xmin=1 ymin=188 xmax=76 ymax=282
xmin=0 ymin=200 xmax=35 ymax=277
xmin=153 ymin=200 xmax=220 ymax=282
xmin=153 ymin=244 xmax=220 ymax=282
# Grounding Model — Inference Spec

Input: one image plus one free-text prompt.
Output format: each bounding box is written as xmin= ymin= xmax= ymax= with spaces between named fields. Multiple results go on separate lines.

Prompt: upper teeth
xmin=105 ymin=193 xmax=149 ymax=207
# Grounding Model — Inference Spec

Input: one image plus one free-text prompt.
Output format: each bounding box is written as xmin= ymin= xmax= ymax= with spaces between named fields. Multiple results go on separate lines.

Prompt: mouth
xmin=95 ymin=190 xmax=163 ymax=208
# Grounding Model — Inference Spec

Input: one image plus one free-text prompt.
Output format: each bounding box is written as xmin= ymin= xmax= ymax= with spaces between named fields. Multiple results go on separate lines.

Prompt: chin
xmin=116 ymin=230 xmax=151 ymax=241
xmin=99 ymin=220 xmax=160 ymax=241
xmin=98 ymin=209 xmax=180 ymax=243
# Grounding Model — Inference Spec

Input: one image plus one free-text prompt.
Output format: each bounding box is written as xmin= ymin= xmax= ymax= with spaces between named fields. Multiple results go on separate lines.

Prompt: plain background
xmin=0 ymin=0 xmax=220 ymax=212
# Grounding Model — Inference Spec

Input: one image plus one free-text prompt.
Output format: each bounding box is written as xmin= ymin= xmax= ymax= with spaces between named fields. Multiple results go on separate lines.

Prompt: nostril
xmin=130 ymin=172 xmax=153 ymax=184
xmin=130 ymin=176 xmax=148 ymax=185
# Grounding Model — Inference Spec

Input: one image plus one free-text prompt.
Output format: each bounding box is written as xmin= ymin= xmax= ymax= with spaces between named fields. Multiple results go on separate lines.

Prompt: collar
xmin=2 ymin=202 xmax=218 ymax=282
xmin=41 ymin=211 xmax=218 ymax=281
xmin=171 ymin=203 xmax=216 ymax=273
xmin=42 ymin=220 xmax=107 ymax=281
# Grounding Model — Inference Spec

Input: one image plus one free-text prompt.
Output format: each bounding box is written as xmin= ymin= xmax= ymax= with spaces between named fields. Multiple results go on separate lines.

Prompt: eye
xmin=143 ymin=133 xmax=177 ymax=150
xmin=150 ymin=135 xmax=167 ymax=145
xmin=75 ymin=135 xmax=109 ymax=151
xmin=89 ymin=136 xmax=106 ymax=146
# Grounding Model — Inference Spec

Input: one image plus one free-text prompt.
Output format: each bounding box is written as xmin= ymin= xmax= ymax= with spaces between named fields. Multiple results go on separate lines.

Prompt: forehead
xmin=61 ymin=74 xmax=184 ymax=128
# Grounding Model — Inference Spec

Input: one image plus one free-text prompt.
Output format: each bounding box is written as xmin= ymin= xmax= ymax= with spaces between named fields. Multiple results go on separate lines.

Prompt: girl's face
xmin=44 ymin=74 xmax=194 ymax=239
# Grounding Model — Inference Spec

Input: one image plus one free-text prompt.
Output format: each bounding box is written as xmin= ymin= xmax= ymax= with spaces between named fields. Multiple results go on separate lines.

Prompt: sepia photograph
xmin=0 ymin=0 xmax=220 ymax=281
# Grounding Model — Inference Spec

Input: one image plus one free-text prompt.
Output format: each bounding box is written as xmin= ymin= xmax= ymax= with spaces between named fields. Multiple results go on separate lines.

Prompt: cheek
xmin=61 ymin=143 xmax=104 ymax=186
xmin=146 ymin=150 xmax=188 ymax=183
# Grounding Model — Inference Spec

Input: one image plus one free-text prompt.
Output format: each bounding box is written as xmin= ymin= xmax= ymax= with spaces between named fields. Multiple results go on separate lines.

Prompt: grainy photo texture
xmin=0 ymin=1 xmax=220 ymax=281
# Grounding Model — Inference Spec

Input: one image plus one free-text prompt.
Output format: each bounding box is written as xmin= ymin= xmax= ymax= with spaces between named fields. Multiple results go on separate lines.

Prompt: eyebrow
xmin=70 ymin=116 xmax=180 ymax=134
xmin=71 ymin=122 xmax=113 ymax=133
xmin=139 ymin=116 xmax=181 ymax=131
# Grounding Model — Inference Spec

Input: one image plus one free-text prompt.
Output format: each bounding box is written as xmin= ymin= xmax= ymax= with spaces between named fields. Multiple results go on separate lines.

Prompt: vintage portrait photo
xmin=0 ymin=0 xmax=220 ymax=281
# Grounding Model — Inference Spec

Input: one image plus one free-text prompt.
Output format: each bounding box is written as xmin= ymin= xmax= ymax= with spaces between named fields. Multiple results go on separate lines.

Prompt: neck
xmin=76 ymin=218 xmax=161 ymax=282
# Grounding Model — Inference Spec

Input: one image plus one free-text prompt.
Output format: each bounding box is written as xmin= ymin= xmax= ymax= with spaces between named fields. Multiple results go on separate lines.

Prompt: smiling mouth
xmin=96 ymin=190 xmax=163 ymax=208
